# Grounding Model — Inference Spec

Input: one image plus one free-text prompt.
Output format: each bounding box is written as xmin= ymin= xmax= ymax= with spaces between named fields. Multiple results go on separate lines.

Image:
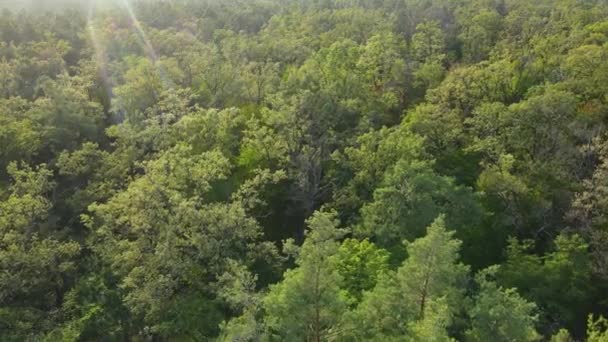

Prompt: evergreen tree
xmin=263 ymin=211 xmax=349 ymax=341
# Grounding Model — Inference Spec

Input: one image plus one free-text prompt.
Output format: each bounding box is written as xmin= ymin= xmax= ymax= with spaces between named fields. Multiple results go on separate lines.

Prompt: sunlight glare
xmin=87 ymin=2 xmax=113 ymax=102
xmin=120 ymin=0 xmax=173 ymax=89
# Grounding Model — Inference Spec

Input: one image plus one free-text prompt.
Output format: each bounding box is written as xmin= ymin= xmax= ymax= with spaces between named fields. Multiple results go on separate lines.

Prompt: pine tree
xmin=262 ymin=211 xmax=349 ymax=341
xmin=344 ymin=215 xmax=468 ymax=340
xmin=466 ymin=266 xmax=539 ymax=342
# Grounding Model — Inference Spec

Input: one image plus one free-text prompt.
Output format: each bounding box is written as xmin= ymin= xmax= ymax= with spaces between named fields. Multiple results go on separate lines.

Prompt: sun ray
xmin=87 ymin=2 xmax=113 ymax=105
xmin=120 ymin=0 xmax=173 ymax=89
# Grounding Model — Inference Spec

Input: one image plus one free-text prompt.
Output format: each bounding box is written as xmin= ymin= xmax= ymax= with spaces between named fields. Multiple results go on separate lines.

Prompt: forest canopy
xmin=1 ymin=0 xmax=608 ymax=341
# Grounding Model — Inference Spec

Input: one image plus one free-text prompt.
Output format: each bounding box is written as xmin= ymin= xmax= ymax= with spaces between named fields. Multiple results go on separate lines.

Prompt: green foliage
xmin=0 ymin=163 xmax=80 ymax=341
xmin=345 ymin=215 xmax=469 ymax=340
xmin=411 ymin=21 xmax=446 ymax=63
xmin=466 ymin=266 xmax=540 ymax=342
xmin=458 ymin=8 xmax=503 ymax=63
xmin=551 ymin=329 xmax=574 ymax=342
xmin=570 ymin=138 xmax=608 ymax=279
xmin=498 ymin=234 xmax=594 ymax=335
xmin=360 ymin=159 xmax=483 ymax=263
xmin=1 ymin=0 xmax=608 ymax=340
xmin=587 ymin=315 xmax=608 ymax=342
xmin=82 ymin=144 xmax=276 ymax=337
xmin=113 ymin=56 xmax=164 ymax=123
xmin=333 ymin=238 xmax=389 ymax=301
xmin=262 ymin=211 xmax=349 ymax=341
xmin=330 ymin=125 xmax=425 ymax=225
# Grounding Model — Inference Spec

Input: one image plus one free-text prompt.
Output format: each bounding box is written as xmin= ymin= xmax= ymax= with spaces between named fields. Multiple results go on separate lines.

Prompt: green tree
xmin=360 ymin=159 xmax=482 ymax=261
xmin=333 ymin=238 xmax=389 ymax=302
xmin=262 ymin=211 xmax=349 ymax=341
xmin=570 ymin=137 xmax=608 ymax=279
xmin=30 ymin=75 xmax=105 ymax=157
xmin=329 ymin=125 xmax=425 ymax=225
xmin=345 ymin=215 xmax=469 ymax=340
xmin=457 ymin=8 xmax=503 ymax=63
xmin=113 ymin=56 xmax=164 ymax=123
xmin=0 ymin=97 xmax=39 ymax=173
xmin=0 ymin=163 xmax=80 ymax=341
xmin=587 ymin=315 xmax=608 ymax=342
xmin=86 ymin=145 xmax=273 ymax=339
xmin=466 ymin=266 xmax=540 ymax=342
xmin=0 ymin=58 xmax=19 ymax=98
xmin=498 ymin=234 xmax=594 ymax=335
xmin=411 ymin=21 xmax=446 ymax=63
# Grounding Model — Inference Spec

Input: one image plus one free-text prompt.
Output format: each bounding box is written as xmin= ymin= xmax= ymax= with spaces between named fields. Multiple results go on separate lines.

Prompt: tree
xmin=563 ymin=43 xmax=608 ymax=114
xmin=466 ymin=266 xmax=540 ymax=342
xmin=12 ymin=36 xmax=70 ymax=98
xmin=329 ymin=125 xmax=425 ymax=225
xmin=550 ymin=329 xmax=574 ymax=342
xmin=345 ymin=215 xmax=469 ymax=340
xmin=498 ymin=234 xmax=594 ymax=336
xmin=333 ymin=238 xmax=389 ymax=302
xmin=262 ymin=211 xmax=349 ymax=341
xmin=216 ymin=261 xmax=267 ymax=342
xmin=0 ymin=97 xmax=39 ymax=174
xmin=396 ymin=216 xmax=469 ymax=321
xmin=360 ymin=158 xmax=482 ymax=261
xmin=408 ymin=298 xmax=455 ymax=342
xmin=2 ymin=1 xmax=608 ymax=340
xmin=85 ymin=145 xmax=274 ymax=338
xmin=411 ymin=21 xmax=446 ymax=63
xmin=570 ymin=137 xmax=608 ymax=279
xmin=357 ymin=33 xmax=408 ymax=125
xmin=457 ymin=8 xmax=503 ymax=63
xmin=112 ymin=56 xmax=164 ymax=123
xmin=587 ymin=315 xmax=608 ymax=342
xmin=0 ymin=163 xmax=80 ymax=340
xmin=30 ymin=75 xmax=106 ymax=157
xmin=469 ymin=89 xmax=583 ymax=240
xmin=0 ymin=58 xmax=19 ymax=98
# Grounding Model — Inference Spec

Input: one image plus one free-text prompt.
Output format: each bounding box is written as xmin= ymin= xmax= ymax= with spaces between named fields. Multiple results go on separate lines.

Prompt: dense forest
xmin=1 ymin=0 xmax=608 ymax=340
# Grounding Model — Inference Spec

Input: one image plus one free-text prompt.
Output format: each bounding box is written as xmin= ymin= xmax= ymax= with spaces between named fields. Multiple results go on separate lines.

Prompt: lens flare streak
xmin=120 ymin=0 xmax=173 ymax=89
xmin=87 ymin=3 xmax=113 ymax=102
